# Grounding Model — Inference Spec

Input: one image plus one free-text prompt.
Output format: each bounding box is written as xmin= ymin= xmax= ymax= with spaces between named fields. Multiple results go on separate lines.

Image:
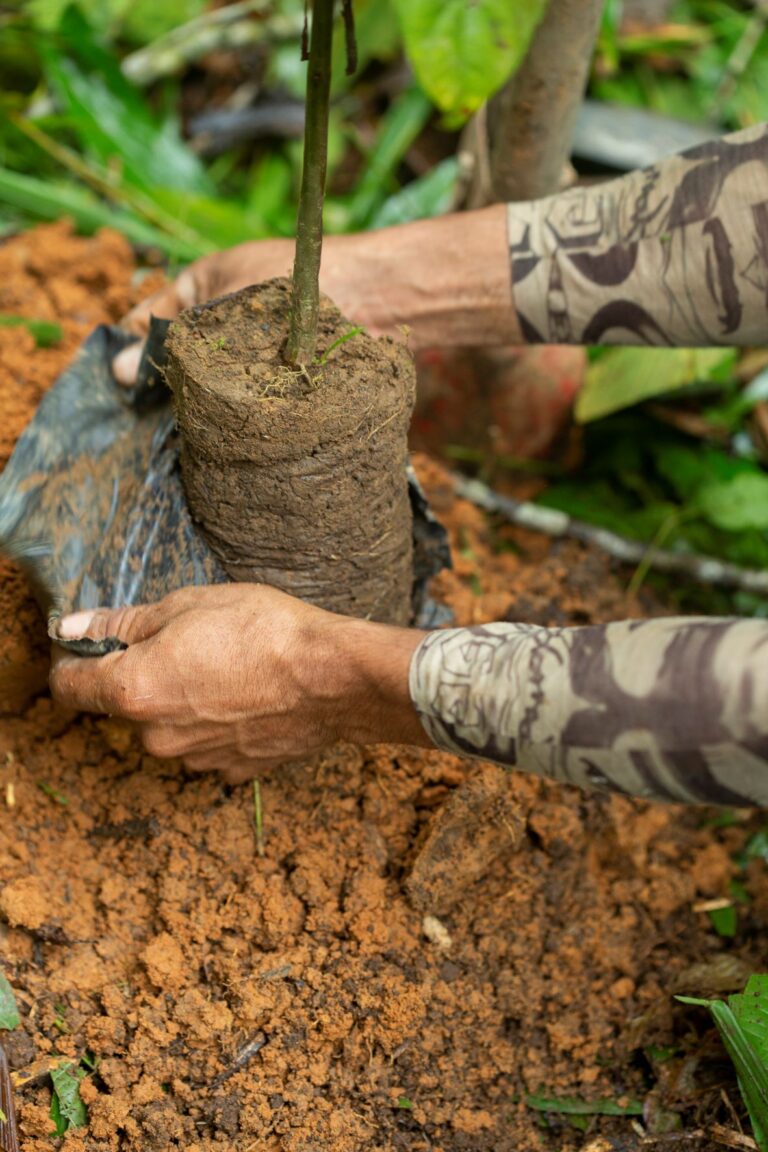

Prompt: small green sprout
xmin=316 ymin=326 xmax=364 ymax=365
xmin=37 ymin=781 xmax=68 ymax=806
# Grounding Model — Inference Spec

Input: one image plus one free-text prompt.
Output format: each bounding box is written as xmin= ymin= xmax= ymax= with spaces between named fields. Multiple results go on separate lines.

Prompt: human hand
xmin=113 ymin=239 xmax=295 ymax=385
xmin=49 ymin=584 xmax=428 ymax=785
xmin=113 ymin=204 xmax=520 ymax=384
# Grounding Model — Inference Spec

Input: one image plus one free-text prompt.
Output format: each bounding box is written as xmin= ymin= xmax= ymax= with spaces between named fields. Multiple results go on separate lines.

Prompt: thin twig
xmin=452 ymin=473 xmax=768 ymax=595
xmin=123 ymin=1 xmax=300 ymax=86
xmin=252 ymin=779 xmax=265 ymax=858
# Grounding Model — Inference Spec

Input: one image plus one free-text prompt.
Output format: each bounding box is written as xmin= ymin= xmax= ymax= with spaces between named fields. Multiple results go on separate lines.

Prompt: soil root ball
xmin=166 ymin=279 xmax=416 ymax=624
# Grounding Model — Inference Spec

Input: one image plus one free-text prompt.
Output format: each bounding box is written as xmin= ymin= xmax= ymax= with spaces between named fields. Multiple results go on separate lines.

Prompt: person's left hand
xmin=49 ymin=584 xmax=427 ymax=785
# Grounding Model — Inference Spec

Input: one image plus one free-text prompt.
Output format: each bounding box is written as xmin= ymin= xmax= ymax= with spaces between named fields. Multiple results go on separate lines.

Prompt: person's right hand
xmin=113 ymin=239 xmax=295 ymax=384
xmin=113 ymin=205 xmax=520 ymax=385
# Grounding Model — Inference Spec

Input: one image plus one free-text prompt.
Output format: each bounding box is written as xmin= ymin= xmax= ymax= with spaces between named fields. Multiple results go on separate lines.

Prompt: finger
xmin=182 ymin=751 xmax=280 ymax=782
xmin=222 ymin=761 xmax=281 ymax=785
xmin=50 ymin=646 xmax=150 ymax=718
xmin=121 ymin=278 xmax=191 ymax=336
xmin=54 ymin=603 xmax=164 ymax=647
xmin=112 ymin=341 xmax=144 ymax=387
xmin=114 ymin=268 xmax=201 ymax=385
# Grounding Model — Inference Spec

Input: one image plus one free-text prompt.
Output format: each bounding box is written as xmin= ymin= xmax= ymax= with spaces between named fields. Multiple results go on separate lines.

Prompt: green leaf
xmin=340 ymin=85 xmax=432 ymax=230
xmin=708 ymin=904 xmax=737 ymax=937
xmin=525 ymin=1094 xmax=643 ymax=1116
xmin=0 ymin=314 xmax=62 ymax=347
xmin=677 ymin=978 xmax=768 ymax=1152
xmin=38 ymin=7 xmax=210 ymax=197
xmin=370 ymin=157 xmax=459 ymax=229
xmin=393 ymin=0 xmax=549 ymax=122
xmin=0 ymin=971 xmax=20 ymax=1031
xmin=576 ymin=348 xmax=736 ymax=423
xmin=743 ymin=827 xmax=768 ymax=863
xmin=731 ymin=975 xmax=768 ymax=1069
xmin=121 ymin=0 xmax=206 ymax=46
xmin=50 ymin=1063 xmax=87 ymax=1135
xmin=697 ymin=473 xmax=768 ymax=532
xmin=26 ymin=0 xmax=130 ymax=35
xmin=0 ymin=166 xmax=203 ymax=259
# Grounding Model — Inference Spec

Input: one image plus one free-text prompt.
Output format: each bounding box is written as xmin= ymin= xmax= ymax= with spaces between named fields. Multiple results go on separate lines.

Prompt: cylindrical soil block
xmin=166 ymin=278 xmax=416 ymax=624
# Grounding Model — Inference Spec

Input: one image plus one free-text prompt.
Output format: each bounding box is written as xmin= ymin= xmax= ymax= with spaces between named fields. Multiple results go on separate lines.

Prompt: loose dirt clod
xmin=166 ymin=278 xmax=416 ymax=623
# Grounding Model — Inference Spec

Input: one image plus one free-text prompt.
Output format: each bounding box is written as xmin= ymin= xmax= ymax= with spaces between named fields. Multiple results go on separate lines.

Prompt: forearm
xmin=509 ymin=123 xmax=768 ymax=346
xmin=325 ymin=205 xmax=520 ymax=350
xmin=409 ymin=617 xmax=768 ymax=806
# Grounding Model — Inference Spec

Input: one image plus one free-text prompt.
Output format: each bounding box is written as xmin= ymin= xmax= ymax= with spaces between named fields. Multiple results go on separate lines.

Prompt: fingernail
xmin=113 ymin=343 xmax=142 ymax=386
xmin=57 ymin=610 xmax=97 ymax=639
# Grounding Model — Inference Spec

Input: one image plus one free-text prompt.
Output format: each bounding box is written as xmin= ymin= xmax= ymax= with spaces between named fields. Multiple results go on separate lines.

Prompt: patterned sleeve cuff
xmin=409 ymin=618 xmax=768 ymax=807
xmin=508 ymin=123 xmax=768 ymax=347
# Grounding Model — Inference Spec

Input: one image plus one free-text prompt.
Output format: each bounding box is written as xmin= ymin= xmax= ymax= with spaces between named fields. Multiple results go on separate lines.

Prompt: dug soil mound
xmin=1 ymin=223 xmax=766 ymax=1152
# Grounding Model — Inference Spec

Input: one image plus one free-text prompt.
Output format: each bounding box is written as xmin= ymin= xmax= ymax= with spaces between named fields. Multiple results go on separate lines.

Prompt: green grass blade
xmin=0 ymin=166 xmax=203 ymax=259
xmin=524 ymin=1095 xmax=643 ymax=1116
xmin=343 ymin=85 xmax=432 ymax=229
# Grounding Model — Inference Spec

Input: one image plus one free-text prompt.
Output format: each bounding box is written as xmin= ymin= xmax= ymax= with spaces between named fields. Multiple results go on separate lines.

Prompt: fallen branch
xmin=453 ymin=474 xmax=768 ymax=596
xmin=123 ymin=1 xmax=301 ymax=86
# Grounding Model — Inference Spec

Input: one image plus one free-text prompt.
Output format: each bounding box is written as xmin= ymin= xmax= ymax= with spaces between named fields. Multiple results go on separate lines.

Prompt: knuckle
xmin=162 ymin=586 xmax=198 ymax=613
xmin=141 ymin=726 xmax=178 ymax=759
xmin=109 ymin=667 xmax=152 ymax=719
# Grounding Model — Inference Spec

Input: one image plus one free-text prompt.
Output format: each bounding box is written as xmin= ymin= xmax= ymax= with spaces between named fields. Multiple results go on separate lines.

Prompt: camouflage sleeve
xmin=409 ymin=618 xmax=768 ymax=806
xmin=508 ymin=123 xmax=768 ymax=346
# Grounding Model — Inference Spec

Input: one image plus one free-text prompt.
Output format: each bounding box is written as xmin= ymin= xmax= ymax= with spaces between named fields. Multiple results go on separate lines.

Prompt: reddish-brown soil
xmin=1 ymin=223 xmax=766 ymax=1152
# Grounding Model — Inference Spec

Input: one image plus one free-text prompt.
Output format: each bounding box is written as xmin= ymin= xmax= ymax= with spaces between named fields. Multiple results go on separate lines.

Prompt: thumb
xmin=113 ymin=268 xmax=200 ymax=385
xmin=54 ymin=604 xmax=163 ymax=647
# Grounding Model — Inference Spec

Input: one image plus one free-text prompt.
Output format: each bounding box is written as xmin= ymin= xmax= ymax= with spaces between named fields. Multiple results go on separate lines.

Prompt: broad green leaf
xmin=731 ymin=975 xmax=768 ymax=1069
xmin=0 ymin=971 xmax=20 ymax=1031
xmin=697 ymin=473 xmax=768 ymax=532
xmin=50 ymin=1063 xmax=87 ymax=1135
xmin=576 ymin=348 xmax=736 ymax=423
xmin=393 ymin=0 xmax=549 ymax=123
xmin=38 ymin=8 xmax=210 ymax=196
xmin=677 ymin=978 xmax=768 ymax=1152
xmin=525 ymin=1095 xmax=643 ymax=1116
xmin=43 ymin=56 xmax=209 ymax=196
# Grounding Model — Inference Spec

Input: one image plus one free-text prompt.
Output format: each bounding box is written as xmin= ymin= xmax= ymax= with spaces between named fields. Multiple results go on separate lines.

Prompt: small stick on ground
xmin=252 ymin=779 xmax=265 ymax=858
xmin=453 ymin=472 xmax=768 ymax=596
